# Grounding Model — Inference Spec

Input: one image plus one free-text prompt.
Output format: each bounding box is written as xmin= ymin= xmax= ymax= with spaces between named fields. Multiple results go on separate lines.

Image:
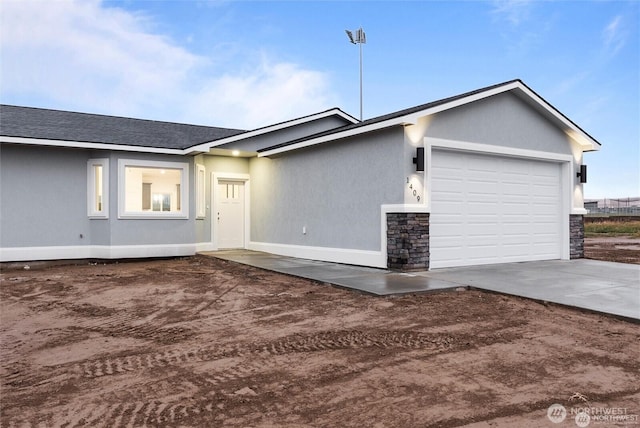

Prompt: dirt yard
xmin=1 ymin=256 xmax=639 ymax=427
xmin=585 ymin=236 xmax=640 ymax=264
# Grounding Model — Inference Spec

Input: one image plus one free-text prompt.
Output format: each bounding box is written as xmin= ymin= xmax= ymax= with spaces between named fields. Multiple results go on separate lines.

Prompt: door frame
xmin=211 ymin=172 xmax=250 ymax=250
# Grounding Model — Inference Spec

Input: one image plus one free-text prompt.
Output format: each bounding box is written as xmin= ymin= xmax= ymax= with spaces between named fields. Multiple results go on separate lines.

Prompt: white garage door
xmin=430 ymin=150 xmax=563 ymax=269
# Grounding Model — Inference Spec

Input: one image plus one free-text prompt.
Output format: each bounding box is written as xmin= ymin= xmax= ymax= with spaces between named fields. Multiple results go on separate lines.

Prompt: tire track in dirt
xmin=2 ymin=325 xmax=517 ymax=390
xmin=5 ymin=356 xmax=396 ymax=428
xmin=74 ymin=330 xmax=456 ymax=379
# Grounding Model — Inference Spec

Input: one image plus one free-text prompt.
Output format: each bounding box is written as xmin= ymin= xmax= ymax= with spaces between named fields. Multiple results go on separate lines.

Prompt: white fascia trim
xmin=248 ymin=241 xmax=387 ymax=268
xmin=426 ymin=137 xmax=574 ymax=163
xmin=1 ymin=136 xmax=184 ymax=155
xmin=186 ymin=109 xmax=358 ymax=154
xmin=258 ymin=83 xmax=523 ymax=157
xmin=0 ymin=244 xmax=196 ymax=262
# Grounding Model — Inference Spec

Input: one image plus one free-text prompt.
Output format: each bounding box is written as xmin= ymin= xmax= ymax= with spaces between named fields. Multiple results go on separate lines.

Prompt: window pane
xmin=125 ymin=166 xmax=181 ymax=212
xmin=94 ymin=165 xmax=103 ymax=212
xmin=196 ymin=166 xmax=205 ymax=217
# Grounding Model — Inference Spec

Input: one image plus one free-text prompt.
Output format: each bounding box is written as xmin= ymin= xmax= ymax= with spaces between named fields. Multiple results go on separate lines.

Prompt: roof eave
xmin=0 ymin=135 xmax=186 ymax=154
xmin=186 ymin=108 xmax=358 ymax=154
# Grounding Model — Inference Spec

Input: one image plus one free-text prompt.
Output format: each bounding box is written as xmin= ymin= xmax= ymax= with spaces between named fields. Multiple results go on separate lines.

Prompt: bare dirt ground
xmin=1 ymin=255 xmax=639 ymax=427
xmin=585 ymin=236 xmax=640 ymax=264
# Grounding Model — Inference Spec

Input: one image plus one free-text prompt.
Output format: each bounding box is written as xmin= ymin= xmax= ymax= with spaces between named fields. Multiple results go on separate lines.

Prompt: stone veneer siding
xmin=387 ymin=213 xmax=430 ymax=271
xmin=570 ymin=214 xmax=584 ymax=259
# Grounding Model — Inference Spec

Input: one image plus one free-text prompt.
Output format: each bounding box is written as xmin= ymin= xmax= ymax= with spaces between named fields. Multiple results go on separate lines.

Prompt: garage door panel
xmin=430 ymin=150 xmax=563 ymax=269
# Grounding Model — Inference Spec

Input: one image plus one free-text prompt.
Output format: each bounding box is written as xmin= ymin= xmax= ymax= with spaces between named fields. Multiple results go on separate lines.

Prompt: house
xmin=0 ymin=79 xmax=600 ymax=270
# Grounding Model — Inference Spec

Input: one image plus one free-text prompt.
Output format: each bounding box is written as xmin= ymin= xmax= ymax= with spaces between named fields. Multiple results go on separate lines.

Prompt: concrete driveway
xmin=207 ymin=251 xmax=639 ymax=321
xmin=418 ymin=259 xmax=639 ymax=321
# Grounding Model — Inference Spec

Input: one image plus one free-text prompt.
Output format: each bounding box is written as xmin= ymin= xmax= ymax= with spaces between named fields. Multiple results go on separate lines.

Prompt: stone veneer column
xmin=570 ymin=215 xmax=585 ymax=259
xmin=386 ymin=212 xmax=430 ymax=271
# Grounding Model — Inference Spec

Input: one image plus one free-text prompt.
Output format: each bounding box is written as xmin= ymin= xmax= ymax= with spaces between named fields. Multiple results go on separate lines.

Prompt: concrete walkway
xmin=203 ymin=250 xmax=640 ymax=321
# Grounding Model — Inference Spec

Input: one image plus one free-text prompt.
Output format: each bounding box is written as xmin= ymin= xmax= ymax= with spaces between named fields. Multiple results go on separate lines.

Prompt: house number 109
xmin=406 ymin=177 xmax=421 ymax=203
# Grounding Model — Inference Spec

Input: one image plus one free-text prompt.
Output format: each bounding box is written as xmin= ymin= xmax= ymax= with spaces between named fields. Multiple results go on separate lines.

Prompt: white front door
xmin=217 ymin=180 xmax=245 ymax=249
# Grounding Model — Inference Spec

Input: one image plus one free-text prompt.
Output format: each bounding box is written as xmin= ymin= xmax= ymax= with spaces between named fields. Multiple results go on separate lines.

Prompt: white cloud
xmin=490 ymin=0 xmax=532 ymax=26
xmin=602 ymin=15 xmax=627 ymax=57
xmin=0 ymin=0 xmax=336 ymax=128
xmin=182 ymin=57 xmax=336 ymax=128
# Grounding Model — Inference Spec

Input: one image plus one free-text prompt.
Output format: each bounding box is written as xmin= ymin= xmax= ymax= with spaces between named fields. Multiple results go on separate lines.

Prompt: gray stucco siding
xmin=425 ymin=92 xmax=573 ymax=155
xmin=0 ymin=144 xmax=92 ymax=247
xmin=250 ymin=127 xmax=404 ymax=251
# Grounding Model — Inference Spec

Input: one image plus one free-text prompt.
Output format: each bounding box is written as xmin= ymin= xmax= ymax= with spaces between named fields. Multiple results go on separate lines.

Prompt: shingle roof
xmin=0 ymin=105 xmax=246 ymax=150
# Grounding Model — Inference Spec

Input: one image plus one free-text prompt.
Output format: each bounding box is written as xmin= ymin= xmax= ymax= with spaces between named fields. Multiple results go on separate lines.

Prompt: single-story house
xmin=0 ymin=79 xmax=600 ymax=270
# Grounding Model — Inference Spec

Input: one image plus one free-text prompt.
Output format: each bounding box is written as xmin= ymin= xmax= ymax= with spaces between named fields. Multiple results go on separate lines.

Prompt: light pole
xmin=345 ymin=27 xmax=366 ymax=121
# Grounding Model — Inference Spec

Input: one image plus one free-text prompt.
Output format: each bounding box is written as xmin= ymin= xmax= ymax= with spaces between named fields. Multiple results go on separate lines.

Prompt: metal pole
xmin=359 ymin=39 xmax=363 ymax=121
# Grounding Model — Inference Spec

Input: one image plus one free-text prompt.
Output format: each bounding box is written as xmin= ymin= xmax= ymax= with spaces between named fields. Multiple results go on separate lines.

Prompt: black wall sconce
xmin=577 ymin=164 xmax=587 ymax=183
xmin=413 ymin=147 xmax=425 ymax=172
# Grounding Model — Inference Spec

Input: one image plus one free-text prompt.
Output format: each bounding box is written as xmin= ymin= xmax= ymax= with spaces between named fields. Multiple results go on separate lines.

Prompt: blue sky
xmin=1 ymin=0 xmax=638 ymax=198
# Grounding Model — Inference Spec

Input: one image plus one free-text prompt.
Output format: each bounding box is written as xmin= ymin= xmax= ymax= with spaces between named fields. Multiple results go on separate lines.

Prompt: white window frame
xmin=87 ymin=158 xmax=109 ymax=218
xmin=118 ymin=159 xmax=189 ymax=219
xmin=196 ymin=163 xmax=206 ymax=219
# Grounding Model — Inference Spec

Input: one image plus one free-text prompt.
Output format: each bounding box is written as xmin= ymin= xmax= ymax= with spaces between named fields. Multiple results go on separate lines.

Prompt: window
xmin=196 ymin=164 xmax=206 ymax=218
xmin=118 ymin=159 xmax=189 ymax=219
xmin=87 ymin=159 xmax=109 ymax=218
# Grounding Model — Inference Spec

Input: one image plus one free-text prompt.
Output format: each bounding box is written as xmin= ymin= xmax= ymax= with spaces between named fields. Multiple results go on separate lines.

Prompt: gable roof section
xmin=0 ymin=105 xmax=246 ymax=153
xmin=185 ymin=108 xmax=358 ymax=154
xmin=258 ymin=79 xmax=601 ymax=157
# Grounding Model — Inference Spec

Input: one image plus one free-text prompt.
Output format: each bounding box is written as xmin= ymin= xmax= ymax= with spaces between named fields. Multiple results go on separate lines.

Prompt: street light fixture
xmin=345 ymin=27 xmax=366 ymax=121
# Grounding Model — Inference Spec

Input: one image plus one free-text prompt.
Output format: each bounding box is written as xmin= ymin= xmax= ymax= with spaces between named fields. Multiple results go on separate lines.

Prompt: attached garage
xmin=257 ymin=80 xmax=599 ymax=271
xmin=429 ymin=149 xmax=565 ymax=268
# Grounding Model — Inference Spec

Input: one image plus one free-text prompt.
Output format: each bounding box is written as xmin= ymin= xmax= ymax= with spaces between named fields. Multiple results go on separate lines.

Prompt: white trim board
xmin=425 ymin=137 xmax=574 ymax=162
xmin=0 ymin=243 xmax=196 ymax=262
xmin=248 ymin=241 xmax=386 ymax=268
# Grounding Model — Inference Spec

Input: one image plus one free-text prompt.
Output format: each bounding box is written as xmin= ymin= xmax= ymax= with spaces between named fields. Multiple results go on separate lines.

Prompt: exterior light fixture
xmin=413 ymin=147 xmax=425 ymax=172
xmin=231 ymin=150 xmax=240 ymax=157
xmin=345 ymin=27 xmax=366 ymax=121
xmin=577 ymin=164 xmax=587 ymax=183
